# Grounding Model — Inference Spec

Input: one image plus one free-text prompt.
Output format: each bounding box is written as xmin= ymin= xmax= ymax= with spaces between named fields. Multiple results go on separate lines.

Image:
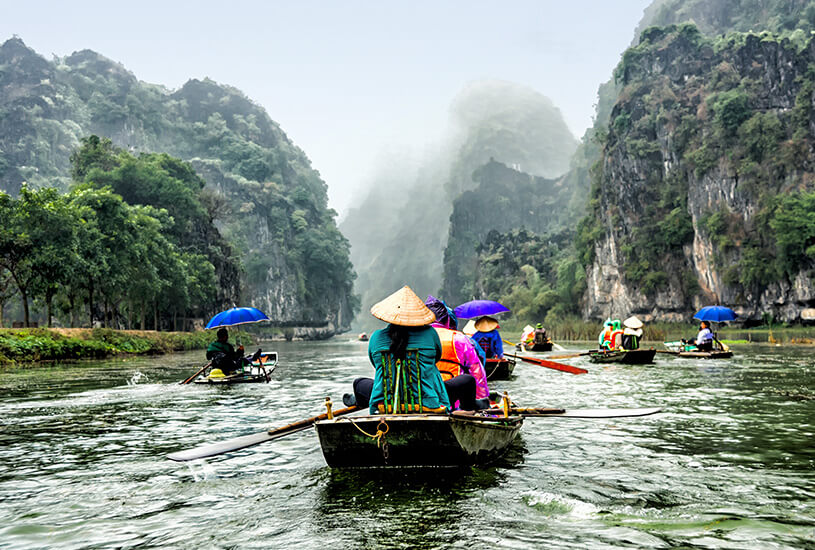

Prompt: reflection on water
xmin=0 ymin=340 xmax=813 ymax=549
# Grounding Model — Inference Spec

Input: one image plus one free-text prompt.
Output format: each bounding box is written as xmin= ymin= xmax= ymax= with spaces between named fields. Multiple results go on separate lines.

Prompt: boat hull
xmin=589 ymin=349 xmax=656 ymax=364
xmin=194 ymin=352 xmax=277 ymax=384
xmin=485 ymin=358 xmax=516 ymax=380
xmin=315 ymin=414 xmax=523 ymax=468
xmin=517 ymin=342 xmax=553 ymax=352
xmin=194 ymin=373 xmax=269 ymax=384
xmin=677 ymin=350 xmax=733 ymax=359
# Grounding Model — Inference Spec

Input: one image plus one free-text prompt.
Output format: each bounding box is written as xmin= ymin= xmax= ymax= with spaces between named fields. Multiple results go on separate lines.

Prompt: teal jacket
xmin=367 ymin=325 xmax=450 ymax=414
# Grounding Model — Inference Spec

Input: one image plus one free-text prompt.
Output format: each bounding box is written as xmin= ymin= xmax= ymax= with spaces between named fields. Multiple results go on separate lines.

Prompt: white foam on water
xmin=522 ymin=490 xmax=598 ymax=519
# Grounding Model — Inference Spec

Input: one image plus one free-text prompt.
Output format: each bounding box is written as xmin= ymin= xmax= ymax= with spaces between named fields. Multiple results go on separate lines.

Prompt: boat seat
xmin=379 ymin=349 xmax=444 ymax=414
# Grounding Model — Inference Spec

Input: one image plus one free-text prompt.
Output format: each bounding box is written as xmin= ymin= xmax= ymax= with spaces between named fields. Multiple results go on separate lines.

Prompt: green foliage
xmin=710 ymin=89 xmax=752 ymax=137
xmin=0 ymin=327 xmax=215 ymax=362
xmin=0 ymin=41 xmax=357 ymax=329
xmin=473 ymin=229 xmax=585 ymax=324
xmin=769 ymin=191 xmax=815 ymax=275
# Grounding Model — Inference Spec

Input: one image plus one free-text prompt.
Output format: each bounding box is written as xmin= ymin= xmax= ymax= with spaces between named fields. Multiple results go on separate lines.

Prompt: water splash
xmin=127 ymin=371 xmax=149 ymax=386
xmin=186 ymin=460 xmax=217 ymax=481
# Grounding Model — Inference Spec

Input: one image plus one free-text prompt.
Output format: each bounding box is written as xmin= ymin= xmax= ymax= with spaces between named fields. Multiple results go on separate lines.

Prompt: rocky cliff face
xmin=583 ymin=26 xmax=815 ymax=323
xmin=0 ymin=38 xmax=356 ymax=333
xmin=340 ymin=80 xmax=577 ymax=329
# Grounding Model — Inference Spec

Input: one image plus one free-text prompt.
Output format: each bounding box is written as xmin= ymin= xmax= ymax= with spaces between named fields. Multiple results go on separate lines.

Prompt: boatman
xmin=533 ymin=323 xmax=548 ymax=345
xmin=206 ymin=328 xmax=251 ymax=376
xmin=695 ymin=321 xmax=714 ymax=351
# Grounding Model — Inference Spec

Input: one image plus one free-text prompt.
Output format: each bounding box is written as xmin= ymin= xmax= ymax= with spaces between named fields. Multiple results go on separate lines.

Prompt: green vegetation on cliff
xmin=0 ymin=38 xmax=357 ymax=330
xmin=578 ymin=24 xmax=815 ymax=308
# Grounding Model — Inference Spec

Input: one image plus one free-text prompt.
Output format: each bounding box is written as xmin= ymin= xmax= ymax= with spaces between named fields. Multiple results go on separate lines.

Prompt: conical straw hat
xmin=474 ymin=316 xmax=500 ymax=332
xmin=370 ymin=285 xmax=436 ymax=326
xmin=623 ymin=316 xmax=643 ymax=329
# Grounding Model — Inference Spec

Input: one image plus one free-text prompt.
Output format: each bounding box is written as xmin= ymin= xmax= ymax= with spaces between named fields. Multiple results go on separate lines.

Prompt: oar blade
xmin=166 ymin=404 xmax=362 ymax=462
xmin=509 ymin=353 xmax=588 ymax=375
xmin=167 ymin=430 xmax=279 ymax=462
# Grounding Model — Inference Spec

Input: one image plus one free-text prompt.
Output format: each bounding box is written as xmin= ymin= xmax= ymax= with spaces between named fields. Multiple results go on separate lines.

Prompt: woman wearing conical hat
xmin=345 ymin=286 xmax=451 ymax=414
xmin=472 ymin=316 xmax=504 ymax=360
xmin=345 ymin=286 xmax=480 ymax=413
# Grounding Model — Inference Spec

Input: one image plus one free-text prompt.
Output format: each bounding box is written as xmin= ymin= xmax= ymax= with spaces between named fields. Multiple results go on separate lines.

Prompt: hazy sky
xmin=2 ymin=0 xmax=652 ymax=215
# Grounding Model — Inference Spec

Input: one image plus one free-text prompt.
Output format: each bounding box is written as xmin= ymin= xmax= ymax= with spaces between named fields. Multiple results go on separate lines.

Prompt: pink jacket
xmin=432 ymin=323 xmax=490 ymax=399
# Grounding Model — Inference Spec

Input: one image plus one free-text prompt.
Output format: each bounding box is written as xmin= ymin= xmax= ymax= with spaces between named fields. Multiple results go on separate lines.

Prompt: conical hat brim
xmin=370 ymin=285 xmax=435 ymax=326
xmin=474 ymin=316 xmax=500 ymax=332
xmin=462 ymin=319 xmax=476 ymax=335
xmin=623 ymin=316 xmax=643 ymax=329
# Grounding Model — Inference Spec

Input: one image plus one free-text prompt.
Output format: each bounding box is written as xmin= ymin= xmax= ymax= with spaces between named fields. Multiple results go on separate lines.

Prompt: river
xmin=0 ymin=339 xmax=813 ymax=549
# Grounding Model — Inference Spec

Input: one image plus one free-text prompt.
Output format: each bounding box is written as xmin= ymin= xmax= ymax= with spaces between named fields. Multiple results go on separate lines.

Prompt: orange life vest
xmin=434 ymin=326 xmax=462 ymax=381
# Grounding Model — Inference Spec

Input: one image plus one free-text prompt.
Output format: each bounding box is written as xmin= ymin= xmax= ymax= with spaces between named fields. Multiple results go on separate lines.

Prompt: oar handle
xmin=267 ymin=405 xmax=361 ymax=437
xmin=180 ymin=362 xmax=211 ymax=385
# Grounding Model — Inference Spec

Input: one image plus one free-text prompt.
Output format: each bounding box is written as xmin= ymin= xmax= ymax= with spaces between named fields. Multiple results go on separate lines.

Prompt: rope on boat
xmin=348 ymin=418 xmax=389 ymax=447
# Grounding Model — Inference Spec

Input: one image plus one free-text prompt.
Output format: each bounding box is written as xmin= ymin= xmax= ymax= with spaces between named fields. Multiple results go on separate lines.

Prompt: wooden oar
xmin=480 ymin=406 xmax=661 ymax=418
xmin=546 ymin=351 xmax=592 ymax=360
xmin=180 ymin=362 xmax=211 ymax=385
xmin=167 ymin=404 xmax=362 ymax=462
xmin=505 ymin=353 xmax=588 ymax=375
xmin=655 ymin=349 xmax=679 ymax=355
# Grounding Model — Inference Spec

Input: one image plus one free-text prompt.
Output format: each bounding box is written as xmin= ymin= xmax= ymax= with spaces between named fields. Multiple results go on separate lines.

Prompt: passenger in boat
xmin=622 ymin=316 xmax=643 ymax=350
xmin=472 ymin=316 xmax=504 ymax=359
xmin=206 ymin=328 xmax=246 ymax=375
xmin=520 ymin=325 xmax=535 ymax=348
xmin=695 ymin=321 xmax=714 ymax=351
xmin=598 ymin=318 xmax=614 ymax=350
xmin=346 ymin=286 xmax=473 ymax=413
xmin=425 ymin=295 xmax=490 ymax=409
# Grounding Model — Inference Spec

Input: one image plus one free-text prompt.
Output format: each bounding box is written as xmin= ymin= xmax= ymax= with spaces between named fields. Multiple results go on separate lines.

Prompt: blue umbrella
xmin=205 ymin=307 xmax=270 ymax=329
xmin=693 ymin=305 xmax=737 ymax=322
xmin=453 ymin=299 xmax=510 ymax=319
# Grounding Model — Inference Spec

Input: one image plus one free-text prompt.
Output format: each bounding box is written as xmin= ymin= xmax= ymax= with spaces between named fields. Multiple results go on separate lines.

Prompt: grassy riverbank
xmin=0 ymin=328 xmax=243 ymax=364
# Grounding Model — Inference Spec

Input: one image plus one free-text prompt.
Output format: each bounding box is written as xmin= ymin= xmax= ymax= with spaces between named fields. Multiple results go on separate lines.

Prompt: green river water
xmin=0 ymin=339 xmax=813 ymax=549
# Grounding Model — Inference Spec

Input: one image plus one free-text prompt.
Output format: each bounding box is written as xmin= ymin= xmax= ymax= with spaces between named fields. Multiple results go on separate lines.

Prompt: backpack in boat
xmin=622 ymin=333 xmax=639 ymax=350
xmin=377 ymin=349 xmax=445 ymax=414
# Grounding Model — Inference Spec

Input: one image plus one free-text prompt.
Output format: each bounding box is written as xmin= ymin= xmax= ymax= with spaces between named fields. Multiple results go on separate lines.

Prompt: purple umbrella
xmin=453 ymin=299 xmax=510 ymax=319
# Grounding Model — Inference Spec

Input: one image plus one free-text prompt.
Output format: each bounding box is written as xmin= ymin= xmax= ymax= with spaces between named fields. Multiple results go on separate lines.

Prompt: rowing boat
xmin=314 ymin=412 xmax=523 ymax=468
xmin=194 ymin=351 xmax=278 ymax=384
xmin=484 ymin=357 xmax=516 ymax=380
xmin=588 ymin=348 xmax=656 ymax=364
xmin=677 ymin=350 xmax=733 ymax=359
xmin=516 ymin=341 xmax=553 ymax=352
xmin=663 ymin=341 xmax=733 ymax=359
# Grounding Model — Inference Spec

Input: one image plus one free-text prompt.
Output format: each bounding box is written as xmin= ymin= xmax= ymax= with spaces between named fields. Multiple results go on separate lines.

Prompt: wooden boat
xmin=484 ymin=357 xmax=516 ymax=380
xmin=194 ymin=351 xmax=278 ymax=384
xmin=516 ymin=341 xmax=553 ymax=352
xmin=588 ymin=348 xmax=656 ymax=364
xmin=677 ymin=350 xmax=733 ymax=359
xmin=314 ymin=412 xmax=523 ymax=468
xmin=663 ymin=341 xmax=733 ymax=359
